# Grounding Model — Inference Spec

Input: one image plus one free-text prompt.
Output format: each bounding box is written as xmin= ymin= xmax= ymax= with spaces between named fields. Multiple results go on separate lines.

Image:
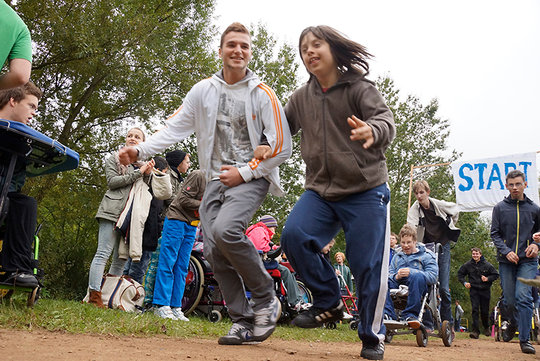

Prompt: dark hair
xmin=471 ymin=247 xmax=482 ymax=254
xmin=0 ymin=82 xmax=42 ymax=109
xmin=506 ymin=169 xmax=525 ymax=182
xmin=298 ymin=25 xmax=372 ymax=77
xmin=220 ymin=22 xmax=250 ymax=48
xmin=153 ymin=156 xmax=168 ymax=171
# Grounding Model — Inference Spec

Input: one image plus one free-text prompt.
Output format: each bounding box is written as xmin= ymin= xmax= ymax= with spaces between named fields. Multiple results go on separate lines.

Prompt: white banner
xmin=451 ymin=152 xmax=539 ymax=212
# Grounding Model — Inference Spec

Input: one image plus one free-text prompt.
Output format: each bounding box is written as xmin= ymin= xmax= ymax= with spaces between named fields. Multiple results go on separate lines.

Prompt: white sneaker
xmin=154 ymin=305 xmax=176 ymax=320
xmin=171 ymin=307 xmax=189 ymax=322
xmin=343 ymin=311 xmax=354 ymax=320
xmin=293 ymin=302 xmax=312 ymax=312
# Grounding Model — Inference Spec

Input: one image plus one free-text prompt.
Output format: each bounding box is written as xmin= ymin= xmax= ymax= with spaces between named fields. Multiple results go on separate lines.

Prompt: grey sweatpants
xmin=200 ymin=178 xmax=274 ymax=327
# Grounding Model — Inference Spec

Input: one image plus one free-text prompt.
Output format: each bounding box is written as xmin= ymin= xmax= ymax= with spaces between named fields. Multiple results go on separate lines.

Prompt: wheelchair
xmin=492 ymin=296 xmax=540 ymax=344
xmin=0 ymin=119 xmax=79 ymax=307
xmin=384 ymin=243 xmax=453 ymax=347
xmin=181 ymin=248 xmax=227 ymax=323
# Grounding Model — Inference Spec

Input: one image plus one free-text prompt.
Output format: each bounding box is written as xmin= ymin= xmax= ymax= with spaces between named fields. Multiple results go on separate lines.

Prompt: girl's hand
xmin=140 ymin=159 xmax=155 ymax=175
xmin=348 ymin=115 xmax=374 ymax=149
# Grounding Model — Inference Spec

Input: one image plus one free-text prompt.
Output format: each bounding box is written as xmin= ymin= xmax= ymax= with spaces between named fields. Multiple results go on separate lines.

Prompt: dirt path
xmin=0 ymin=329 xmax=539 ymax=360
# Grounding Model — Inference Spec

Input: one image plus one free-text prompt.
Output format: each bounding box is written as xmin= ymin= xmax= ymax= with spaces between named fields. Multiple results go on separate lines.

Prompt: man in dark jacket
xmin=491 ymin=169 xmax=540 ymax=354
xmin=458 ymin=247 xmax=499 ymax=338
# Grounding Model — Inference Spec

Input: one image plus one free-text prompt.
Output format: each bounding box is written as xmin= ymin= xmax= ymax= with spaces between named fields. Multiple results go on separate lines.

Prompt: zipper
xmin=515 ymin=201 xmax=520 ymax=254
xmin=322 ymin=92 xmax=331 ymax=197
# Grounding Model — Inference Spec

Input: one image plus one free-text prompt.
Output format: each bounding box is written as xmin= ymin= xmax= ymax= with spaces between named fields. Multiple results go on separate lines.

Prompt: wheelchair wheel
xmin=325 ymin=322 xmax=337 ymax=329
xmin=416 ymin=327 xmax=428 ymax=347
xmin=441 ymin=320 xmax=452 ymax=347
xmin=208 ymin=310 xmax=223 ymax=323
xmin=297 ymin=281 xmax=313 ymax=304
xmin=349 ymin=320 xmax=358 ymax=331
xmin=182 ymin=255 xmax=204 ymax=315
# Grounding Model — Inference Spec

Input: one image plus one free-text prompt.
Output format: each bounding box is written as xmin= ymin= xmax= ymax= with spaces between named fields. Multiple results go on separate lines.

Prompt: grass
xmin=1 ymin=295 xmax=472 ymax=343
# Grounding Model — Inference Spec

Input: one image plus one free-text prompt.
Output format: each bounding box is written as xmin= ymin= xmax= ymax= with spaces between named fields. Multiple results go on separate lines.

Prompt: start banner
xmin=450 ymin=152 xmax=539 ymax=211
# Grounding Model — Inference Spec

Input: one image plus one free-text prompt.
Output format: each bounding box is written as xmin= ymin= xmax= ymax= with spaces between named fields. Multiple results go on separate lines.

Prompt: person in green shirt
xmin=0 ymin=2 xmax=32 ymax=90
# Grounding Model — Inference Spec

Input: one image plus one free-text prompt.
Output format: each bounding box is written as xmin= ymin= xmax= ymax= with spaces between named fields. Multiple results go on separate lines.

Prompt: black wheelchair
xmin=0 ymin=119 xmax=78 ymax=306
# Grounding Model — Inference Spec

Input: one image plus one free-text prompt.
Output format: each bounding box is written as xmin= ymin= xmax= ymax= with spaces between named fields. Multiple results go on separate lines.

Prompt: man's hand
xmin=347 ymin=115 xmax=374 ymax=149
xmin=396 ymin=268 xmax=410 ymax=280
xmin=481 ymin=275 xmax=488 ymax=282
xmin=506 ymin=251 xmax=519 ymax=264
xmin=465 ymin=282 xmax=471 ymax=289
xmin=254 ymin=145 xmax=272 ymax=160
xmin=219 ymin=165 xmax=245 ymax=187
xmin=533 ymin=232 xmax=540 ymax=243
xmin=525 ymin=243 xmax=539 ymax=258
xmin=118 ymin=146 xmax=138 ymax=165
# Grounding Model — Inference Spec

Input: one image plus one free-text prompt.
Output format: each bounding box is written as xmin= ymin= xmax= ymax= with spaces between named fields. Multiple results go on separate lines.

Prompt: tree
xmin=13 ymin=0 xmax=219 ymax=298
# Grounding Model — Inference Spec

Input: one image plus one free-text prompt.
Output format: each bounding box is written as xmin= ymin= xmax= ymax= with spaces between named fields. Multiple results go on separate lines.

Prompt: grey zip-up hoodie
xmin=285 ymin=71 xmax=395 ymax=201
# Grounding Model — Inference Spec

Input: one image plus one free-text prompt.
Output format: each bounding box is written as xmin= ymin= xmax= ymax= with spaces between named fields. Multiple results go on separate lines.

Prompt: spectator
xmin=86 ymin=127 xmax=154 ymax=308
xmin=246 ymin=214 xmax=308 ymax=312
xmin=454 ymin=300 xmax=464 ymax=332
xmin=0 ymin=2 xmax=32 ymax=90
xmin=491 ymin=169 xmax=540 ymax=354
xmin=457 ymin=247 xmax=499 ymax=338
xmin=334 ymin=252 xmax=353 ymax=295
xmin=153 ymin=157 xmax=205 ymax=321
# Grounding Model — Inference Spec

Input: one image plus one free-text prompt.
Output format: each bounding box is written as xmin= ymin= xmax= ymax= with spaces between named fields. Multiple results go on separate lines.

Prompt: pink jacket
xmin=246 ymin=222 xmax=275 ymax=253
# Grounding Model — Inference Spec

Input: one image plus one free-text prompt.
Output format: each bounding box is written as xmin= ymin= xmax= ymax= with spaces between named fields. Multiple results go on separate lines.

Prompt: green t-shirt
xmin=0 ymin=2 xmax=32 ymax=68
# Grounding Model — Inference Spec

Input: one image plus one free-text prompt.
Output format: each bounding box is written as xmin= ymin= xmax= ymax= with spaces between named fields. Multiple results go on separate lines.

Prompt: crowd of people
xmin=2 ymin=7 xmax=540 ymax=361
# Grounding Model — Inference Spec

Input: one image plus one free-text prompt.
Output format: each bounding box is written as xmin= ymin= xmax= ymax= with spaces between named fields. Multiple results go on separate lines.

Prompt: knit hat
xmin=260 ymin=215 xmax=278 ymax=228
xmin=165 ymin=150 xmax=187 ymax=169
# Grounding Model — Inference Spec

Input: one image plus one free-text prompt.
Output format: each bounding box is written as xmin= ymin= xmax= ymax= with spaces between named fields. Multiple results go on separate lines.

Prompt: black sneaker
xmin=469 ymin=331 xmax=479 ymax=339
xmin=291 ymin=300 xmax=344 ymax=328
xmin=0 ymin=272 xmax=38 ymax=287
xmin=218 ymin=323 xmax=254 ymax=345
xmin=483 ymin=328 xmax=492 ymax=337
xmin=360 ymin=341 xmax=385 ymax=360
xmin=520 ymin=341 xmax=536 ymax=354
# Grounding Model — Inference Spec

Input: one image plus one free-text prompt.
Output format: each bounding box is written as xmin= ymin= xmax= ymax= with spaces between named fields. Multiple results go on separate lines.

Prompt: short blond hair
xmin=399 ymin=224 xmax=417 ymax=241
xmin=334 ymin=251 xmax=346 ymax=261
xmin=412 ymin=180 xmax=430 ymax=194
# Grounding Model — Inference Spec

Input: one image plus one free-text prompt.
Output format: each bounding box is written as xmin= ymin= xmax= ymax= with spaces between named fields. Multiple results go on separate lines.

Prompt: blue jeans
xmin=123 ymin=250 xmax=152 ymax=284
xmin=152 ymin=218 xmax=196 ymax=308
xmin=282 ymin=184 xmax=390 ymax=346
xmin=384 ymin=271 xmax=428 ymax=320
xmin=425 ymin=242 xmax=453 ymax=324
xmin=88 ymin=219 xmax=127 ymax=291
xmin=499 ymin=261 xmax=536 ymax=342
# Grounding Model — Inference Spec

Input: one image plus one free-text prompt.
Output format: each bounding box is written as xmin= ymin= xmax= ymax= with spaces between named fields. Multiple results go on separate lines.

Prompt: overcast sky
xmin=214 ymin=0 xmax=540 ymax=165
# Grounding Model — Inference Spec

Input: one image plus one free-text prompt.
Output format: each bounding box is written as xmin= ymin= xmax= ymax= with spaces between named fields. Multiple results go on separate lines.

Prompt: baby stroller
xmin=0 ymin=119 xmax=79 ymax=307
xmin=384 ymin=243 xmax=453 ymax=347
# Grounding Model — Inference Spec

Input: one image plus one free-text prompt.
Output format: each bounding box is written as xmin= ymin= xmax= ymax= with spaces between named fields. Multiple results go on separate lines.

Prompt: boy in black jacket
xmin=457 ymin=247 xmax=498 ymax=338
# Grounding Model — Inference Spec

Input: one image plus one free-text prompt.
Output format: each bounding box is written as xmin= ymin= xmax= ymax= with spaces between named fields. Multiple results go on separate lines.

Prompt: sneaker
xmin=403 ymin=316 xmax=420 ymax=329
xmin=292 ymin=299 xmax=344 ymax=328
xmin=0 ymin=272 xmax=38 ymax=287
xmin=342 ymin=311 xmax=354 ymax=320
xmin=360 ymin=341 xmax=385 ymax=360
xmin=154 ymin=305 xmax=176 ymax=320
xmin=171 ymin=307 xmax=189 ymax=322
xmin=383 ymin=315 xmax=404 ymax=328
xmin=483 ymin=328 xmax=491 ymax=337
xmin=520 ymin=340 xmax=536 ymax=354
xmin=252 ymin=296 xmax=281 ymax=342
xmin=469 ymin=331 xmax=479 ymax=339
xmin=218 ymin=323 xmax=254 ymax=345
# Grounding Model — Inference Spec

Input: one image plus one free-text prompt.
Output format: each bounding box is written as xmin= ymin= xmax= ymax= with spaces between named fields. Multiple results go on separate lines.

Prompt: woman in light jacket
xmin=87 ymin=127 xmax=154 ymax=307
